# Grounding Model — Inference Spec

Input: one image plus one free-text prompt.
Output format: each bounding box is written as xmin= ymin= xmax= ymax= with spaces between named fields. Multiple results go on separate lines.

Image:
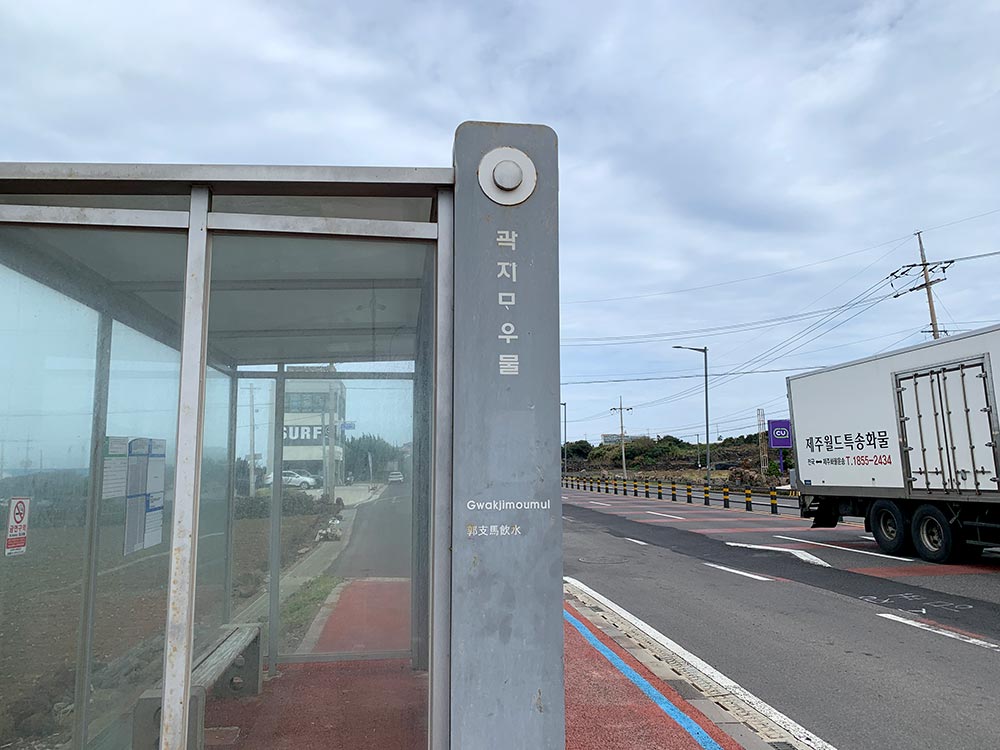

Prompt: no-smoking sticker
xmin=5 ymin=497 xmax=30 ymax=557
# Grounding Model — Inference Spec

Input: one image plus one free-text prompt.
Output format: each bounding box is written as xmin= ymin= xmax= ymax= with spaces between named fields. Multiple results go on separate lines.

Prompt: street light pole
xmin=559 ymin=402 xmax=567 ymax=475
xmin=674 ymin=346 xmax=710 ymax=487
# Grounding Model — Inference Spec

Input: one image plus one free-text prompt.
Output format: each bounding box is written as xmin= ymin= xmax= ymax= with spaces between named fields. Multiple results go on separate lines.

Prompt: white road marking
xmin=703 ymin=562 xmax=772 ymax=581
xmin=877 ymin=613 xmax=1000 ymax=652
xmin=646 ymin=511 xmax=684 ymax=520
xmin=774 ymin=535 xmax=913 ymax=562
xmin=726 ymin=541 xmax=831 ymax=567
xmin=859 ymin=535 xmax=875 ymax=541
xmin=564 ymin=577 xmax=838 ymax=750
xmin=590 ymin=501 xmax=611 ymax=507
xmin=562 ymin=516 xmax=576 ymax=522
xmin=562 ymin=495 xmax=569 ymax=499
xmin=625 ymin=537 xmax=648 ymax=546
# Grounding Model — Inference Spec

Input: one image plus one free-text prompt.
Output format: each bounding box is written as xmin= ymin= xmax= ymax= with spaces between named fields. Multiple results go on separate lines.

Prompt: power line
xmin=560 ymin=367 xmax=816 ymax=386
xmin=560 ymin=235 xmax=911 ymax=305
xmin=561 ymin=205 xmax=1000 ymax=306
xmin=559 ymin=298 xmax=894 ymax=346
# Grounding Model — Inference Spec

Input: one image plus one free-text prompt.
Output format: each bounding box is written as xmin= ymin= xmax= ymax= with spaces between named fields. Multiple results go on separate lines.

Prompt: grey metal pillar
xmin=160 ymin=186 xmax=213 ymax=750
xmin=71 ymin=312 xmax=113 ymax=750
xmin=450 ymin=122 xmax=564 ymax=748
xmin=430 ymin=187 xmax=454 ymax=750
xmin=268 ymin=369 xmax=286 ymax=675
xmin=411 ymin=239 xmax=435 ymax=671
xmin=223 ymin=370 xmax=238 ymax=624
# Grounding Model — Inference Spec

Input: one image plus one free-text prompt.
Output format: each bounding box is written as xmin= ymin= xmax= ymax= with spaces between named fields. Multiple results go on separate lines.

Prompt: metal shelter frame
xmin=0 ymin=166 xmax=455 ymax=750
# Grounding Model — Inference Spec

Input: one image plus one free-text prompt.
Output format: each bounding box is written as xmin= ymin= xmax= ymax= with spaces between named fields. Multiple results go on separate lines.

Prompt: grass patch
xmin=280 ymin=574 xmax=343 ymax=650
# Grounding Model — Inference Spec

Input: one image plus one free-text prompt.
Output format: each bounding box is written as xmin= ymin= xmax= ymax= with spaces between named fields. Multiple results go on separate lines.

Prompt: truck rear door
xmin=896 ymin=358 xmax=999 ymax=494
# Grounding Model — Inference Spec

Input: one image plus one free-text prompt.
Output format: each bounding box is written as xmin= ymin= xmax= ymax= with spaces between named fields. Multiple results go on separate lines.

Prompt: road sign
xmin=341 ymin=421 xmax=355 ymax=431
xmin=5 ymin=497 xmax=30 ymax=557
xmin=768 ymin=419 xmax=793 ymax=449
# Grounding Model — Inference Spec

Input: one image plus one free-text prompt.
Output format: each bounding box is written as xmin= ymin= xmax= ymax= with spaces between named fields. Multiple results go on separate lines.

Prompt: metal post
xmin=71 ymin=313 xmax=112 ymax=750
xmin=160 ymin=186 xmax=212 ymax=750
xmin=674 ymin=346 xmax=710 ymax=488
xmin=430 ymin=187 xmax=454 ymax=750
xmin=223 ymin=371 xmax=238 ymax=624
xmin=247 ymin=383 xmax=256 ymax=498
xmin=704 ymin=348 xmax=710 ymax=488
xmin=268 ymin=371 xmax=285 ymax=676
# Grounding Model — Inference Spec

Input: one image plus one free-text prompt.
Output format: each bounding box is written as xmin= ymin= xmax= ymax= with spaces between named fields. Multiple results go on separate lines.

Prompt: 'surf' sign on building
xmin=283 ymin=424 xmax=329 ymax=445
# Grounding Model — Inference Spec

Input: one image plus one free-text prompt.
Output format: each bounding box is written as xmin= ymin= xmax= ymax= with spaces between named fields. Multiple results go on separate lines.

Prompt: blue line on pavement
xmin=563 ymin=608 xmax=724 ymax=750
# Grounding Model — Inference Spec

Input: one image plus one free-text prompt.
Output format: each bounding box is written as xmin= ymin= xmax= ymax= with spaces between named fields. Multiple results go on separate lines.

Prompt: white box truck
xmin=787 ymin=325 xmax=1000 ymax=563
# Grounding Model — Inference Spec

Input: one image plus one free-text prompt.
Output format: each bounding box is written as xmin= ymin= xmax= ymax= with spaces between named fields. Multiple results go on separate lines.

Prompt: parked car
xmin=263 ymin=470 xmax=318 ymax=490
xmin=388 ymin=471 xmax=404 ymax=484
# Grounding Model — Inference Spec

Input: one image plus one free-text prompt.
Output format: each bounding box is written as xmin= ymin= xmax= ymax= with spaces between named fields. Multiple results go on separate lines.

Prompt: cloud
xmin=2 ymin=0 xmax=999 ymax=443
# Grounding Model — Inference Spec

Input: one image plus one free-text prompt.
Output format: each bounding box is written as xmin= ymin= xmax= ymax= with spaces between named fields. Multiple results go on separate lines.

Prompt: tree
xmin=564 ymin=440 xmax=593 ymax=460
xmin=343 ymin=433 xmax=403 ymax=481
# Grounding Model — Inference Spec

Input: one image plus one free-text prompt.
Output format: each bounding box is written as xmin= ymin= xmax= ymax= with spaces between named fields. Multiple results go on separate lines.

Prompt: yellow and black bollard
xmin=633 ymin=480 xmax=638 ymax=497
xmin=644 ymin=480 xmax=650 ymax=498
xmin=686 ymin=484 xmax=692 ymax=503
xmin=723 ymin=486 xmax=730 ymax=509
xmin=671 ymin=482 xmax=677 ymax=502
xmin=745 ymin=487 xmax=753 ymax=511
xmin=657 ymin=480 xmax=663 ymax=500
xmin=770 ymin=487 xmax=779 ymax=515
xmin=703 ymin=484 xmax=710 ymax=506
xmin=613 ymin=479 xmax=618 ymax=495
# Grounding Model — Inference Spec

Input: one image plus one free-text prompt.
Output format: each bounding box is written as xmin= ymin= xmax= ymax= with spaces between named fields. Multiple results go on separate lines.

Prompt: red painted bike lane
xmin=564 ymin=602 xmax=742 ymax=750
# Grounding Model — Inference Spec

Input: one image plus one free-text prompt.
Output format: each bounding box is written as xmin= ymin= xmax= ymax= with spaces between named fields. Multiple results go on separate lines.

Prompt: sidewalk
xmin=565 ymin=600 xmax=742 ymax=750
xmin=208 ymin=572 xmax=799 ymax=749
xmin=565 ymin=582 xmax=828 ymax=750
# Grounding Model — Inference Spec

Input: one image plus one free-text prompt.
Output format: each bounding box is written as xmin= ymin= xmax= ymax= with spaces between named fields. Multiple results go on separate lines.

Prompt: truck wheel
xmin=811 ymin=501 xmax=840 ymax=528
xmin=911 ymin=504 xmax=956 ymax=564
xmin=870 ymin=500 xmax=908 ymax=555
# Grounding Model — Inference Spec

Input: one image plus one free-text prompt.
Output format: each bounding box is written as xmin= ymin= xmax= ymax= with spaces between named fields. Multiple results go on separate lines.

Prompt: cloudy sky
xmin=3 ymin=0 xmax=1000 ymax=447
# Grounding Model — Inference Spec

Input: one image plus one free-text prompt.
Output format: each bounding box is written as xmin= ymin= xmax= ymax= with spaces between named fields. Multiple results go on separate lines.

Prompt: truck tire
xmin=870 ymin=500 xmax=908 ymax=556
xmin=811 ymin=501 xmax=840 ymax=528
xmin=910 ymin=504 xmax=957 ymax=564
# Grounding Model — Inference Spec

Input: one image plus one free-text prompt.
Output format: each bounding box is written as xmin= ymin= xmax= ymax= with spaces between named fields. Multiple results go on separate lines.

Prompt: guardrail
xmin=561 ymin=475 xmax=798 ymax=516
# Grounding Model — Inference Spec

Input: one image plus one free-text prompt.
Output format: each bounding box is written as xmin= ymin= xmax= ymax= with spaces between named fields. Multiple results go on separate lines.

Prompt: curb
xmin=564 ymin=579 xmax=837 ymax=750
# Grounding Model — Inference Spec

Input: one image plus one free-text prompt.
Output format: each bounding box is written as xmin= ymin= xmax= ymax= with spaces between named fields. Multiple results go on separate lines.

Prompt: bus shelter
xmin=0 ymin=122 xmax=564 ymax=749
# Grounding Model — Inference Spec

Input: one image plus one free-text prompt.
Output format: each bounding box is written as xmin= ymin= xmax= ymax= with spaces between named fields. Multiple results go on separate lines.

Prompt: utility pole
xmin=610 ymin=396 xmax=632 ymax=480
xmin=915 ymin=231 xmax=941 ymax=340
xmin=247 ymin=384 xmax=257 ymax=497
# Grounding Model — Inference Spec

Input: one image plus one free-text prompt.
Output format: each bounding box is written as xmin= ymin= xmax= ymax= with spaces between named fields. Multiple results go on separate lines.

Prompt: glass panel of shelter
xmin=0 ymin=193 xmax=437 ymax=749
xmin=203 ymin=226 xmax=433 ymax=747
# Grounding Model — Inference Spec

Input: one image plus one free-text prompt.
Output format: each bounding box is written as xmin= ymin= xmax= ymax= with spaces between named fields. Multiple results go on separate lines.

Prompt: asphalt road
xmin=561 ymin=486 xmax=1000 ymax=750
xmin=330 ymin=479 xmax=413 ymax=579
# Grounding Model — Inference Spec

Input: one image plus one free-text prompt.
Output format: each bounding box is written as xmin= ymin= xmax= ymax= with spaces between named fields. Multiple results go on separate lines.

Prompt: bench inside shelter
xmin=132 ymin=623 xmax=262 ymax=749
